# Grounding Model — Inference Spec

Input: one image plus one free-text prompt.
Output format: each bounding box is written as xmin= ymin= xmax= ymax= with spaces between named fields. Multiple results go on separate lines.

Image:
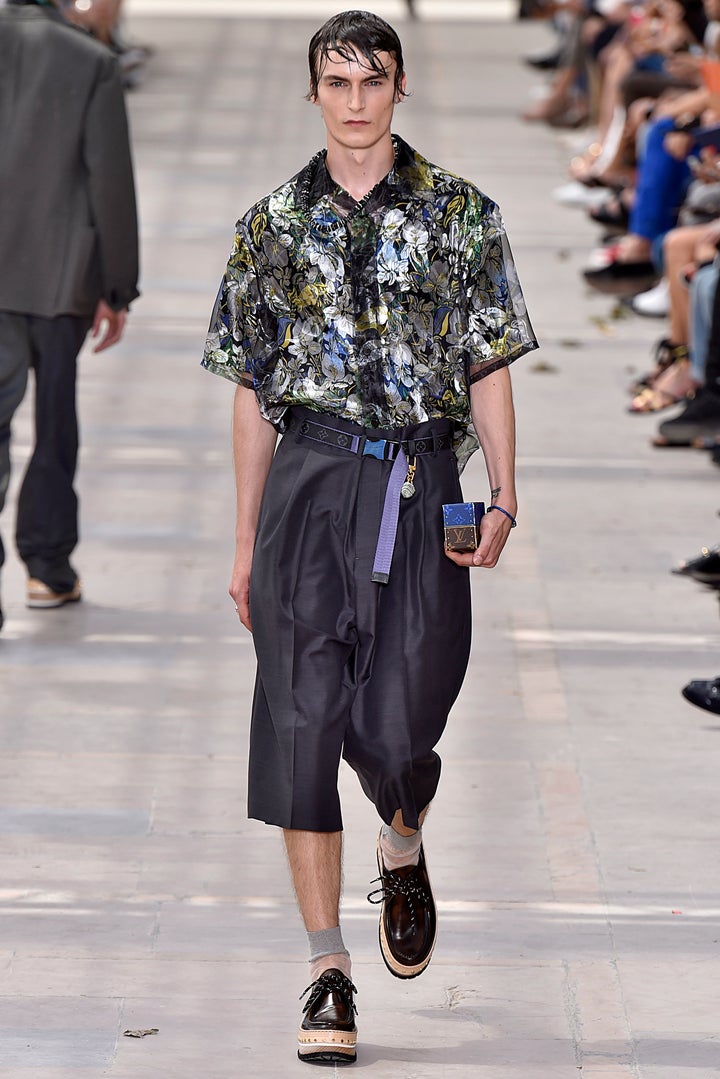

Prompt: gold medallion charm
xmin=401 ymin=457 xmax=417 ymax=499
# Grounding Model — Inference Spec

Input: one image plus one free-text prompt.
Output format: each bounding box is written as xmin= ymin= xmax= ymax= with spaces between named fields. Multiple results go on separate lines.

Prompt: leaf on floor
xmin=530 ymin=360 xmax=559 ymax=373
xmin=123 ymin=1028 xmax=159 ymax=1038
xmin=609 ymin=301 xmax=630 ymax=321
xmin=589 ymin=315 xmax=612 ymax=335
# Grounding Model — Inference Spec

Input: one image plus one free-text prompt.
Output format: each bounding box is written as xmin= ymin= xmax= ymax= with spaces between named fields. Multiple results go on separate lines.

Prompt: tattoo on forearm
xmin=491 ymin=486 xmax=502 ymax=502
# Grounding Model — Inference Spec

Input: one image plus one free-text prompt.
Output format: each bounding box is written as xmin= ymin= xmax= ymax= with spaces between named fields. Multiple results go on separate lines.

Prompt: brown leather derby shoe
xmin=368 ymin=839 xmax=437 ymax=979
xmin=297 ymin=968 xmax=357 ymax=1066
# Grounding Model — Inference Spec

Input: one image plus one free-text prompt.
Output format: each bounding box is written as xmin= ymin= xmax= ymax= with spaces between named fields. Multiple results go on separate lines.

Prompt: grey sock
xmin=380 ymin=823 xmax=422 ymax=868
xmin=308 ymin=925 xmax=349 ymax=965
xmin=380 ymin=823 xmax=421 ymax=853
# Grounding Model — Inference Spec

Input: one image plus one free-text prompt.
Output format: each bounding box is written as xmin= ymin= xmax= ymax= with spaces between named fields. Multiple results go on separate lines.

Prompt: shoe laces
xmin=367 ymin=865 xmax=430 ymax=906
xmin=299 ymin=970 xmax=358 ymax=1015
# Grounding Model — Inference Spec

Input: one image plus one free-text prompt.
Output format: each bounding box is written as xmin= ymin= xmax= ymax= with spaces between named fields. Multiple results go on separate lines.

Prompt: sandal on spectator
xmin=628 ymin=355 xmax=693 ymax=413
xmin=629 ymin=338 xmax=686 ymax=394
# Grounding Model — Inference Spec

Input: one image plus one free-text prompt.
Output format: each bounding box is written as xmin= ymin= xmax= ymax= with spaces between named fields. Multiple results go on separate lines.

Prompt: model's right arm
xmin=229 ymin=386 xmax=278 ymax=632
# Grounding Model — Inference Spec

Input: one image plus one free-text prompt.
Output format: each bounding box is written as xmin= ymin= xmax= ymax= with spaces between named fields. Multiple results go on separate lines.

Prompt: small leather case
xmin=442 ymin=502 xmax=486 ymax=552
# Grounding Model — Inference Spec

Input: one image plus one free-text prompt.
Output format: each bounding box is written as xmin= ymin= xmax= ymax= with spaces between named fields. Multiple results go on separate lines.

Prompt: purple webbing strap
xmin=371 ymin=448 xmax=408 ymax=585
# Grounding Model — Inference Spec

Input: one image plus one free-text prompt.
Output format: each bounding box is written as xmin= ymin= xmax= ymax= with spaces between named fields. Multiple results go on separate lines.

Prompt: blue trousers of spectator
xmin=630 ymin=117 xmax=692 ymax=243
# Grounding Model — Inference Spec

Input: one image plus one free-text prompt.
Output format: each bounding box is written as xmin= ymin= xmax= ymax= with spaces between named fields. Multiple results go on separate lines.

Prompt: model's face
xmin=312 ymin=49 xmax=405 ymax=152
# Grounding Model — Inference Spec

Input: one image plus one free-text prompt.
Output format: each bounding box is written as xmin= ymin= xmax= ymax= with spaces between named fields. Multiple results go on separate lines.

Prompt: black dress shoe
xmin=654 ymin=389 xmax=720 ymax=447
xmin=368 ymin=840 xmax=437 ymax=979
xmin=583 ymin=260 xmax=657 ymax=296
xmin=672 ymin=545 xmax=720 ymax=584
xmin=297 ymin=969 xmax=357 ymax=1066
xmin=682 ymin=677 xmax=720 ymax=714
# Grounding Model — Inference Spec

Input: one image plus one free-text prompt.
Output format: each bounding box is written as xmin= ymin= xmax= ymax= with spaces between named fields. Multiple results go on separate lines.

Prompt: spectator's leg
xmin=702 ymin=266 xmax=720 ymax=393
xmin=689 ymin=261 xmax=720 ymax=383
xmin=663 ymin=225 xmax=706 ymax=346
xmin=593 ymin=37 xmax=634 ymax=145
xmin=654 ymin=269 xmax=720 ymax=445
xmin=629 ymin=117 xmax=691 ymax=243
xmin=523 ymin=15 xmax=586 ymax=122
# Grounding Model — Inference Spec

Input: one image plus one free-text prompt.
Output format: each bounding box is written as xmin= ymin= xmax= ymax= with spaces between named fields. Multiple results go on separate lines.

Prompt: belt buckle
xmin=362 ymin=438 xmax=387 ymax=460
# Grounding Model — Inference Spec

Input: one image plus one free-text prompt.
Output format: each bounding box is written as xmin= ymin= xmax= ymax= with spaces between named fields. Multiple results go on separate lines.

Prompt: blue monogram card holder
xmin=442 ymin=502 xmax=486 ymax=552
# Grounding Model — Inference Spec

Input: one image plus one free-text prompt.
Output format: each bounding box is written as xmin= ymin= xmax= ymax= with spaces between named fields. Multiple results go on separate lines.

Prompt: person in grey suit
xmin=0 ymin=0 xmax=139 ymax=628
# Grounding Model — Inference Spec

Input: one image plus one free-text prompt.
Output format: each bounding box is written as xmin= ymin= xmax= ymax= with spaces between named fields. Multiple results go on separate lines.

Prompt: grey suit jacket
xmin=0 ymin=4 xmax=139 ymax=318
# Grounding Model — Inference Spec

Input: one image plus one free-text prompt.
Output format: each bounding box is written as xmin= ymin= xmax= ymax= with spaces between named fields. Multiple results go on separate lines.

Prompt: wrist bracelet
xmin=487 ymin=505 xmax=517 ymax=528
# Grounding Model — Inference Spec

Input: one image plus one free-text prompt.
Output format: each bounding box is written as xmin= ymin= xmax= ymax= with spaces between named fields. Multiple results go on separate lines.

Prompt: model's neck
xmin=325 ymin=134 xmax=395 ymax=203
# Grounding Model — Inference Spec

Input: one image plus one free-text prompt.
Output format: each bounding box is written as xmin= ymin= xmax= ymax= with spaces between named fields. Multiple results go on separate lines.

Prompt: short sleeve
xmin=201 ymin=222 xmax=278 ymax=388
xmin=460 ymin=197 xmax=538 ymax=384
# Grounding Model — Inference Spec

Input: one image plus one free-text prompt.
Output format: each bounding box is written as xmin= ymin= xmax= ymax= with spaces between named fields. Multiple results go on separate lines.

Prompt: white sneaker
xmin=631 ymin=279 xmax=669 ymax=317
xmin=553 ymin=181 xmax=610 ymax=208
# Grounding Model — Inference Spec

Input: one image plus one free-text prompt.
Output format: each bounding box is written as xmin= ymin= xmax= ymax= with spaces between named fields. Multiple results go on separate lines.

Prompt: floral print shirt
xmin=202 ymin=136 xmax=538 ymax=469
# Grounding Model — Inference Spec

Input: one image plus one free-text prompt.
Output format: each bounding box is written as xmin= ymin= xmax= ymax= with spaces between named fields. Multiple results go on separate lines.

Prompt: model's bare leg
xmin=288 ymin=830 xmax=356 ymax=1063
xmin=284 ymin=829 xmax=351 ymax=979
xmin=284 ymin=829 xmax=342 ymax=929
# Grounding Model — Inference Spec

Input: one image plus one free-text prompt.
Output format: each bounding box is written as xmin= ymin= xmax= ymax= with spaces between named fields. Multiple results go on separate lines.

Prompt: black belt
xmin=288 ymin=410 xmax=453 ymax=584
xmin=289 ymin=413 xmax=453 ymax=459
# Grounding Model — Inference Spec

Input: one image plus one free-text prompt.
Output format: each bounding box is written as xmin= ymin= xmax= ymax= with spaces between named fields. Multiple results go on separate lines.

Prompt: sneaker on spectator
xmin=553 ymin=182 xmax=611 ymax=209
xmin=524 ymin=46 xmax=561 ymax=70
xmin=632 ymin=279 xmax=669 ymax=318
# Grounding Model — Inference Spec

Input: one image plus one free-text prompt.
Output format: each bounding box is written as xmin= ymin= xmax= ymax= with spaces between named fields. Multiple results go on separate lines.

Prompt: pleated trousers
xmin=248 ymin=407 xmax=472 ymax=832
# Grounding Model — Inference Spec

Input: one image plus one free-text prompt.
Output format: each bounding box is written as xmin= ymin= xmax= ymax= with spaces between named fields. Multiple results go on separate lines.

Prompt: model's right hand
xmin=229 ymin=547 xmax=254 ymax=632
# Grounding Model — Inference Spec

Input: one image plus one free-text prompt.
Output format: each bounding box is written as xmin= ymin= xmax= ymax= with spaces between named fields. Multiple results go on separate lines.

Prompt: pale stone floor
xmin=1 ymin=14 xmax=719 ymax=1079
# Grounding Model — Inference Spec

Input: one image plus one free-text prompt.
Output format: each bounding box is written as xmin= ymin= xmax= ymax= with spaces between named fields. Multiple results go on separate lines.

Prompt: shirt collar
xmin=296 ymin=135 xmax=434 ymax=215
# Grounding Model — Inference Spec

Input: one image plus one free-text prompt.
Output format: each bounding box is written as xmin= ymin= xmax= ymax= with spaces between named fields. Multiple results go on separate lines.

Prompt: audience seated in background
xmin=526 ymin=0 xmax=720 ymax=709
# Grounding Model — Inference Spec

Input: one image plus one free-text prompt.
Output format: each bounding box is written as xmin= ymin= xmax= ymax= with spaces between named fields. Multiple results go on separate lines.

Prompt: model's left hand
xmin=91 ymin=299 xmax=127 ymax=353
xmin=444 ymin=509 xmax=514 ymax=569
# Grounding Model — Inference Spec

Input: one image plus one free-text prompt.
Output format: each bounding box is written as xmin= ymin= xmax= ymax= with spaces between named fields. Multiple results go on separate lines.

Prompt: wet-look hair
xmin=308 ymin=9 xmax=406 ymax=101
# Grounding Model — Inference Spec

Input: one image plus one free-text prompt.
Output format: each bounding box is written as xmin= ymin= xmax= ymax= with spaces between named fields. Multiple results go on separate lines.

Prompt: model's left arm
xmin=445 ymin=194 xmax=538 ymax=567
xmin=445 ymin=366 xmax=516 ymax=569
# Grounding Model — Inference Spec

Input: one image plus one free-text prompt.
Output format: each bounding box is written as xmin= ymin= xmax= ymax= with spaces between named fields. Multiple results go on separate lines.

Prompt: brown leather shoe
xmin=26 ymin=578 xmax=82 ymax=609
xmin=297 ymin=968 xmax=357 ymax=1065
xmin=368 ymin=839 xmax=437 ymax=979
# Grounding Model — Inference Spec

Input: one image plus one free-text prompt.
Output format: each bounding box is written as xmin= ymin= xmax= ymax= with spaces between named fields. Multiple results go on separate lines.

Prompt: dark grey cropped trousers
xmin=248 ymin=407 xmax=472 ymax=832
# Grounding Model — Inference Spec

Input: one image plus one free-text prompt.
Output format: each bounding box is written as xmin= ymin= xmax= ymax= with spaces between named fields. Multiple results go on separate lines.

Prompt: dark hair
xmin=308 ymin=10 xmax=406 ymax=101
